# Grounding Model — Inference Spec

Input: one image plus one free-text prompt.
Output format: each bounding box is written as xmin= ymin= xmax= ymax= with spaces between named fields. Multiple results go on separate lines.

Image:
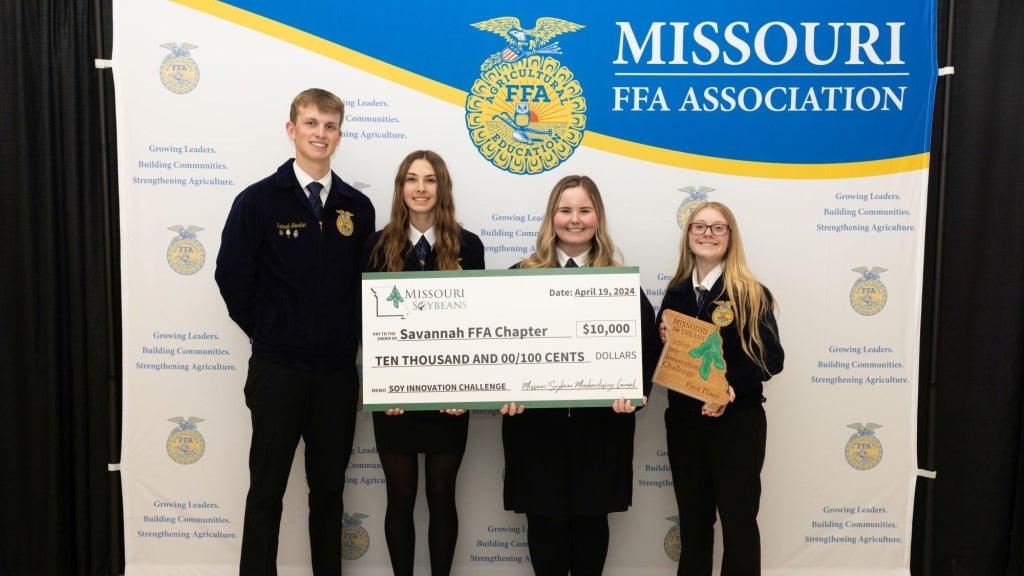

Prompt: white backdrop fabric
xmin=114 ymin=1 xmax=936 ymax=574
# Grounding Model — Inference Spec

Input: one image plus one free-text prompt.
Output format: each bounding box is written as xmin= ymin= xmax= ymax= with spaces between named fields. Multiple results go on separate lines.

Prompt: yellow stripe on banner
xmin=171 ymin=0 xmax=465 ymax=104
xmin=583 ymin=133 xmax=932 ymax=179
xmin=171 ymin=0 xmax=932 ymax=180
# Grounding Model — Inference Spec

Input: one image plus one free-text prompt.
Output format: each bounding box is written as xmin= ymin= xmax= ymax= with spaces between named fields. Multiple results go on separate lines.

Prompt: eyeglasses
xmin=689 ymin=223 xmax=730 ymax=236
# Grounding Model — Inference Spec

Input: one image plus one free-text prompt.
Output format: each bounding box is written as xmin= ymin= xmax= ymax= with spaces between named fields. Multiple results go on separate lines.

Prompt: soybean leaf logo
xmin=386 ymin=286 xmax=404 ymax=309
xmin=689 ymin=328 xmax=725 ymax=380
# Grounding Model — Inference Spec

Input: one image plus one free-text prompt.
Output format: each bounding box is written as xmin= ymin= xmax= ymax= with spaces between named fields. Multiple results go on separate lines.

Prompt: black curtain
xmin=0 ymin=1 xmax=121 ymax=575
xmin=1 ymin=1 xmax=1022 ymax=575
xmin=911 ymin=0 xmax=1024 ymax=575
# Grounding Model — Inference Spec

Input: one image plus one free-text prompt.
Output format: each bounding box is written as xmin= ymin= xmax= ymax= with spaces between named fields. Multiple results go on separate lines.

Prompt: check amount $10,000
xmin=361 ymin=267 xmax=644 ymax=411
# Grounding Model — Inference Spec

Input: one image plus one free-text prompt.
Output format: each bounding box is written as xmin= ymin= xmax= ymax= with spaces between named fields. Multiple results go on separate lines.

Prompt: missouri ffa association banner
xmin=113 ymin=0 xmax=936 ymax=574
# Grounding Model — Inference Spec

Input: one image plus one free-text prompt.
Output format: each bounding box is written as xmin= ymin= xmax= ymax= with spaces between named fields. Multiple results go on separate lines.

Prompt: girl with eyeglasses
xmin=658 ymin=201 xmax=784 ymax=576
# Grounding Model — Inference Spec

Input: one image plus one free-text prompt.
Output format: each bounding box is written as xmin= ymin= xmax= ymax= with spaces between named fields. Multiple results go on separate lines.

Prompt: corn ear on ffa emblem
xmin=166 ymin=416 xmax=206 ymax=465
xmin=466 ymin=16 xmax=587 ymax=175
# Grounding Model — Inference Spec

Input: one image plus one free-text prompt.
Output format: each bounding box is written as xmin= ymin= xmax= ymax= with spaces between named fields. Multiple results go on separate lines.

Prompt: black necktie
xmin=414 ymin=236 xmax=430 ymax=269
xmin=696 ymin=287 xmax=708 ymax=311
xmin=565 ymin=258 xmax=578 ymax=268
xmin=307 ymin=182 xmax=323 ymax=220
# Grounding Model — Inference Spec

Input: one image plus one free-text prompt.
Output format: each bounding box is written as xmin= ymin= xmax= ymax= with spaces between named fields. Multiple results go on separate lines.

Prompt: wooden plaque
xmin=653 ymin=308 xmax=730 ymax=411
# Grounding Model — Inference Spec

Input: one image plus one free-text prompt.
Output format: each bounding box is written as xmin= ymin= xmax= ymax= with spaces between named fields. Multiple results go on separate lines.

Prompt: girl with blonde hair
xmin=501 ymin=175 xmax=660 ymax=575
xmin=658 ymin=201 xmax=784 ymax=576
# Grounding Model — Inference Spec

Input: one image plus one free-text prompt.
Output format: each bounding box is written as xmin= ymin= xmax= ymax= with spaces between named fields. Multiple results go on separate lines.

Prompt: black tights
xmin=525 ymin=513 xmax=610 ymax=576
xmin=379 ymin=452 xmax=464 ymax=576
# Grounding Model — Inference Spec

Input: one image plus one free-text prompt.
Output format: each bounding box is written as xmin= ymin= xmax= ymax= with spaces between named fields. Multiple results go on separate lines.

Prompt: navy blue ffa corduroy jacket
xmin=215 ymin=159 xmax=375 ymax=368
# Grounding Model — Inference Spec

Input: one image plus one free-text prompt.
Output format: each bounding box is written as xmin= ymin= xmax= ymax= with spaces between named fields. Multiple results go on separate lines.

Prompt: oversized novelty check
xmin=361 ymin=267 xmax=644 ymax=411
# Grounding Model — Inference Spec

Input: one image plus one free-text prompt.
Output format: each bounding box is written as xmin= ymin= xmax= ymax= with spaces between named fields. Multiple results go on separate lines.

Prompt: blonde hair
xmin=669 ymin=201 xmax=779 ymax=372
xmin=370 ymin=150 xmax=464 ymax=271
xmin=518 ymin=175 xmax=621 ymax=269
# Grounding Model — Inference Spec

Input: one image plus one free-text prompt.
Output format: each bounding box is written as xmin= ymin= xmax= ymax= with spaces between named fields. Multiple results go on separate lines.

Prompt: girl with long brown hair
xmin=365 ymin=150 xmax=485 ymax=575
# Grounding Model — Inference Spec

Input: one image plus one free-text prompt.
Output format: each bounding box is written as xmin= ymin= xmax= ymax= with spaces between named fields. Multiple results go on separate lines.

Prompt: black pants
xmin=239 ymin=356 xmax=359 ymax=576
xmin=666 ymin=404 xmax=767 ymax=576
xmin=525 ymin=513 xmax=610 ymax=576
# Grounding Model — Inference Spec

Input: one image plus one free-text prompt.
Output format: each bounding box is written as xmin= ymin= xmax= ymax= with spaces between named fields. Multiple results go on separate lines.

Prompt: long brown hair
xmin=518 ymin=175 xmax=621 ymax=269
xmin=369 ymin=150 xmax=464 ymax=271
xmin=669 ymin=201 xmax=779 ymax=372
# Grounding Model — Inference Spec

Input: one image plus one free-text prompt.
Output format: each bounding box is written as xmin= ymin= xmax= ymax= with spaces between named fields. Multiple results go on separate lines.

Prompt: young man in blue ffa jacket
xmin=215 ymin=88 xmax=375 ymax=576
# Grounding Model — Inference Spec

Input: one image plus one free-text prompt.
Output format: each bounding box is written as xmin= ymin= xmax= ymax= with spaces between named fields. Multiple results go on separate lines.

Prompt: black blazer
xmin=502 ymin=259 xmax=659 ymax=515
xmin=657 ymin=276 xmax=784 ymax=409
xmin=364 ymin=228 xmax=485 ymax=273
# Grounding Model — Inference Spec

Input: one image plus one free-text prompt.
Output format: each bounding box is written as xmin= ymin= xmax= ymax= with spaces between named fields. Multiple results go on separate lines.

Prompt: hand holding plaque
xmin=653 ymin=309 xmax=730 ymax=412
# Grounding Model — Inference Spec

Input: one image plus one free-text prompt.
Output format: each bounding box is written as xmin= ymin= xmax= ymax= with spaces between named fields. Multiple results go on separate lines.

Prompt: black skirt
xmin=372 ymin=410 xmax=470 ymax=454
xmin=502 ymin=407 xmax=637 ymax=515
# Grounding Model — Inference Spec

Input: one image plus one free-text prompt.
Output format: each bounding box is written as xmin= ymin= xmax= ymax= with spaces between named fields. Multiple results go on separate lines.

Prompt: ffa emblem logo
xmin=849 ymin=266 xmax=888 ymax=316
xmin=342 ymin=512 xmax=371 ymax=559
xmin=711 ymin=301 xmax=735 ymax=327
xmin=159 ymin=43 xmax=200 ymax=94
xmin=845 ymin=422 xmax=883 ymax=470
xmin=336 ymin=210 xmax=355 ymax=237
xmin=166 ymin=416 xmax=206 ymax=465
xmin=466 ymin=17 xmax=587 ymax=174
xmin=676 ymin=186 xmax=715 ymax=229
xmin=663 ymin=516 xmax=681 ymax=562
xmin=167 ymin=225 xmax=206 ymax=275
